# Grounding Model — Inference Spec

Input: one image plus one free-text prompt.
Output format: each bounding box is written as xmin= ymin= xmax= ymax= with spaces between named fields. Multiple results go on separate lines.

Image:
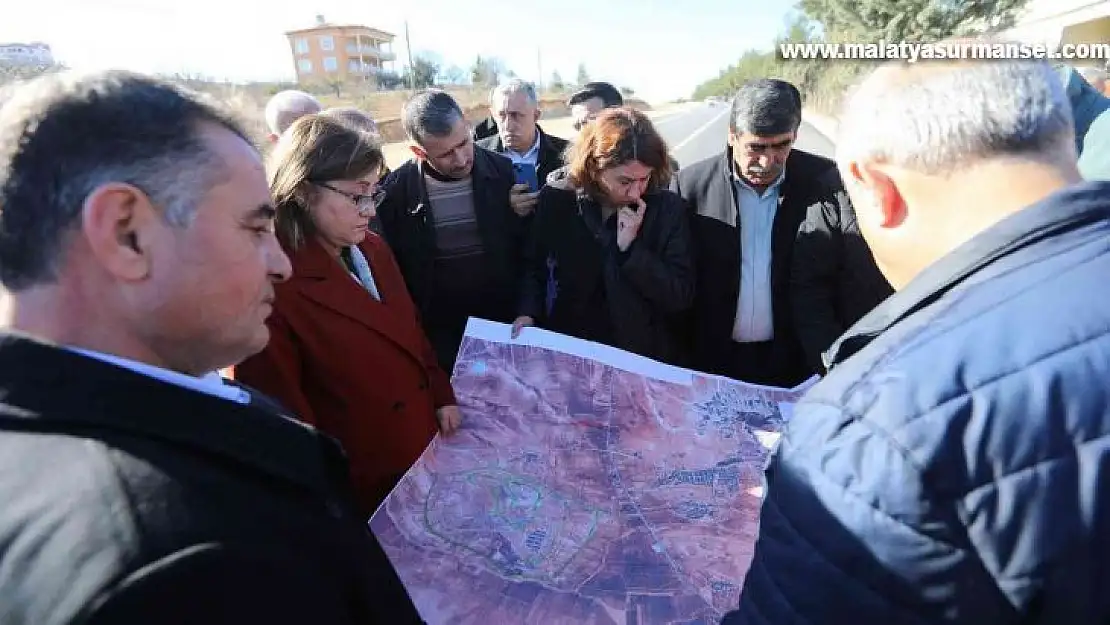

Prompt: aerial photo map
xmin=369 ymin=319 xmax=813 ymax=625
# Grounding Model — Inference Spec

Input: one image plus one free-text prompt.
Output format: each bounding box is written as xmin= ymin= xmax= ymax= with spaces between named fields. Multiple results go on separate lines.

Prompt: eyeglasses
xmin=316 ymin=182 xmax=383 ymax=216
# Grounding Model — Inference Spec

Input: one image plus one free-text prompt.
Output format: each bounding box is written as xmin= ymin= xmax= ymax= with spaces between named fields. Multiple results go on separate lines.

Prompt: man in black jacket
xmin=0 ymin=70 xmax=424 ymax=624
xmin=377 ymin=89 xmax=527 ymax=370
xmin=725 ymin=49 xmax=1110 ymax=625
xmin=790 ymin=176 xmax=893 ymax=374
xmin=672 ymin=79 xmax=839 ymax=386
xmin=477 ymin=78 xmax=569 ymax=195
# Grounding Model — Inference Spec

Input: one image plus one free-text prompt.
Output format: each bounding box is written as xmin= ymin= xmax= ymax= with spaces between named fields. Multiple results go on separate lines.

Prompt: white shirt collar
xmin=67 ymin=347 xmax=251 ymax=405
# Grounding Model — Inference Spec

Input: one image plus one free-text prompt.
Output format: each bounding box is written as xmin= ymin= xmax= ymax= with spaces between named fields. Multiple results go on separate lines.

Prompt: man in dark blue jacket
xmin=723 ymin=48 xmax=1110 ymax=624
xmin=1058 ymin=63 xmax=1110 ymax=180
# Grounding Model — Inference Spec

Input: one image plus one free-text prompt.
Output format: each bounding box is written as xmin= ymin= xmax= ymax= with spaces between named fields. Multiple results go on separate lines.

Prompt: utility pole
xmin=404 ymin=20 xmax=416 ymax=94
xmin=537 ymin=48 xmax=543 ymax=92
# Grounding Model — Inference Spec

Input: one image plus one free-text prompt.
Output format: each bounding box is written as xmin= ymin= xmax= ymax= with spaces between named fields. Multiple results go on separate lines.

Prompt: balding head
xmin=264 ymin=90 xmax=322 ymax=142
xmin=837 ymin=48 xmax=1081 ymax=290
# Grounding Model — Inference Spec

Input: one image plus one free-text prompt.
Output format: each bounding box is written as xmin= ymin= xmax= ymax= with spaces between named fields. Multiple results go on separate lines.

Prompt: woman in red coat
xmin=235 ymin=114 xmax=461 ymax=518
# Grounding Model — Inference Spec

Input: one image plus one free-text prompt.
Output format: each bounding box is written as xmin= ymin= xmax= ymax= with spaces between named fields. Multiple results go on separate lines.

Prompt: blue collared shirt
xmin=731 ymin=168 xmax=785 ymax=343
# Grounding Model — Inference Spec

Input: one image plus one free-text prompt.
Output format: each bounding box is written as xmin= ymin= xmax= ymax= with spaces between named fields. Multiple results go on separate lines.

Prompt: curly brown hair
xmin=566 ymin=106 xmax=672 ymax=200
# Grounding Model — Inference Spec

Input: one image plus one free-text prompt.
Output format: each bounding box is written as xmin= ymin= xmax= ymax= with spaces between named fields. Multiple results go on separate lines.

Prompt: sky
xmin=2 ymin=0 xmax=797 ymax=103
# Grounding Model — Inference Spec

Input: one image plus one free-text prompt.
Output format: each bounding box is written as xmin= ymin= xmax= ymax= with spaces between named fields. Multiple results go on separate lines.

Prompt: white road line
xmin=670 ymin=107 xmax=730 ymax=153
xmin=650 ymin=104 xmax=706 ymax=126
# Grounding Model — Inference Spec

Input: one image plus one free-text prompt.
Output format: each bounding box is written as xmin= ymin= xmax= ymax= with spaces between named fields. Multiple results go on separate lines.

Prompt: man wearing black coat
xmin=725 ymin=51 xmax=1110 ymax=625
xmin=476 ymin=79 xmax=570 ymax=190
xmin=790 ymin=175 xmax=893 ymax=374
xmin=672 ymin=79 xmax=852 ymax=386
xmin=377 ymin=89 xmax=528 ymax=370
xmin=0 ymin=70 xmax=424 ymax=624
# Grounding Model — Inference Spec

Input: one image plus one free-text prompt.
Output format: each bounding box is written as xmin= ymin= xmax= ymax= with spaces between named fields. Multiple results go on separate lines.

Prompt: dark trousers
xmin=724 ymin=339 xmax=792 ymax=387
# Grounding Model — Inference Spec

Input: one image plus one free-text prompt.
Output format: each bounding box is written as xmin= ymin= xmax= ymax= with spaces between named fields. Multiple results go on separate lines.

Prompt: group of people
xmin=0 ymin=36 xmax=1109 ymax=624
xmin=229 ymin=75 xmax=895 ymax=524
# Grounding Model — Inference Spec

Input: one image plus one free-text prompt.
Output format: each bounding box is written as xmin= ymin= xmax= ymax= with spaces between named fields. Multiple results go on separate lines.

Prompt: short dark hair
xmin=402 ymin=89 xmax=465 ymax=144
xmin=0 ymin=69 xmax=249 ymax=291
xmin=268 ymin=114 xmax=384 ymax=252
xmin=567 ymin=106 xmax=672 ymax=199
xmin=568 ymin=82 xmax=624 ymax=109
xmin=729 ymin=78 xmax=802 ymax=136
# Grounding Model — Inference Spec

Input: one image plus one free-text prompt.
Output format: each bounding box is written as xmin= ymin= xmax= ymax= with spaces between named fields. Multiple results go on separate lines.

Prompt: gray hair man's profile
xmin=264 ymin=89 xmax=322 ymax=142
xmin=723 ymin=45 xmax=1110 ymax=625
xmin=0 ymin=69 xmax=424 ymax=623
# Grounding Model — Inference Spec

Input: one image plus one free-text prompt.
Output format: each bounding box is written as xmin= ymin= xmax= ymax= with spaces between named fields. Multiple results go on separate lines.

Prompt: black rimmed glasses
xmin=316 ymin=182 xmax=384 ymax=216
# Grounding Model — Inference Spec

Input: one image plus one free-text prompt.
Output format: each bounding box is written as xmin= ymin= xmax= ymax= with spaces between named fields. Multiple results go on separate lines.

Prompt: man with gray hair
xmin=376 ymin=89 xmax=523 ymax=370
xmin=0 ymin=70 xmax=424 ymax=623
xmin=722 ymin=51 xmax=1110 ymax=624
xmin=477 ymin=79 xmax=569 ymax=198
xmin=263 ymin=88 xmax=322 ymax=143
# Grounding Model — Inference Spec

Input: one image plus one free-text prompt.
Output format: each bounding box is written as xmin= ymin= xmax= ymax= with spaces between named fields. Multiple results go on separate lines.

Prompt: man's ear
xmin=80 ymin=182 xmax=157 ymax=282
xmin=852 ymin=160 xmax=906 ymax=229
xmin=409 ymin=143 xmax=427 ymax=161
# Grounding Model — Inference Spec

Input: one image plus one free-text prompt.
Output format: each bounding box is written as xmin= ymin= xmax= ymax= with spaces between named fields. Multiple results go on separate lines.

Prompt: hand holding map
xmin=371 ymin=318 xmax=813 ymax=624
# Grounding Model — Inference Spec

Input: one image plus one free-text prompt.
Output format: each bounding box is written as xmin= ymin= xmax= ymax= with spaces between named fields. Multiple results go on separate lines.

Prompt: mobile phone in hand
xmin=513 ymin=163 xmax=540 ymax=192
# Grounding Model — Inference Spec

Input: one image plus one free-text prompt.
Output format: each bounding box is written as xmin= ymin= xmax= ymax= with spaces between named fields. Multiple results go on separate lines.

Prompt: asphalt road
xmin=649 ymin=102 xmax=836 ymax=168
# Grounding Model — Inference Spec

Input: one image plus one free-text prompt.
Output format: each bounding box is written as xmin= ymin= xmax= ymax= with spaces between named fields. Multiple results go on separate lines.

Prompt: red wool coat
xmin=234 ymin=233 xmax=455 ymax=518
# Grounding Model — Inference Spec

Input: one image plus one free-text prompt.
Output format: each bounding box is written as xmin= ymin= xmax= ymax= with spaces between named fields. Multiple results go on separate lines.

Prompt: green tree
xmin=800 ymin=0 xmax=1029 ymax=42
xmin=470 ymin=55 xmax=507 ymax=87
xmin=405 ymin=56 xmax=439 ymax=88
xmin=692 ymin=0 xmax=1032 ymax=113
xmin=576 ymin=63 xmax=590 ymax=86
xmin=550 ymin=70 xmax=565 ymax=91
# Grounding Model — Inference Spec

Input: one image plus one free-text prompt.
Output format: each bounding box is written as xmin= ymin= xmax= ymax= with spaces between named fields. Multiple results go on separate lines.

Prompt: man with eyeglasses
xmin=376 ymin=89 xmax=524 ymax=371
xmin=672 ymin=78 xmax=889 ymax=387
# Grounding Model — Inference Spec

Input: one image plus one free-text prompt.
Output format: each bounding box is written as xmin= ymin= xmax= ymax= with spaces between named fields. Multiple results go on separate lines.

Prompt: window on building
xmin=298 ymin=59 xmax=313 ymax=73
xmin=319 ymin=35 xmax=334 ymax=51
xmin=323 ymin=56 xmax=338 ymax=72
xmin=294 ymin=38 xmax=309 ymax=54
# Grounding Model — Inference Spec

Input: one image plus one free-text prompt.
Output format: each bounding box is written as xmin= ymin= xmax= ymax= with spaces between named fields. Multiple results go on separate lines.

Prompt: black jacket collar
xmin=824 ymin=181 xmax=1110 ymax=369
xmin=0 ymin=333 xmax=345 ymax=496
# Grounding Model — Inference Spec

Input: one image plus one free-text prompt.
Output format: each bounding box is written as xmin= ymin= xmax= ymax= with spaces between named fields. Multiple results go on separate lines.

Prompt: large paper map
xmin=370 ymin=319 xmax=813 ymax=624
